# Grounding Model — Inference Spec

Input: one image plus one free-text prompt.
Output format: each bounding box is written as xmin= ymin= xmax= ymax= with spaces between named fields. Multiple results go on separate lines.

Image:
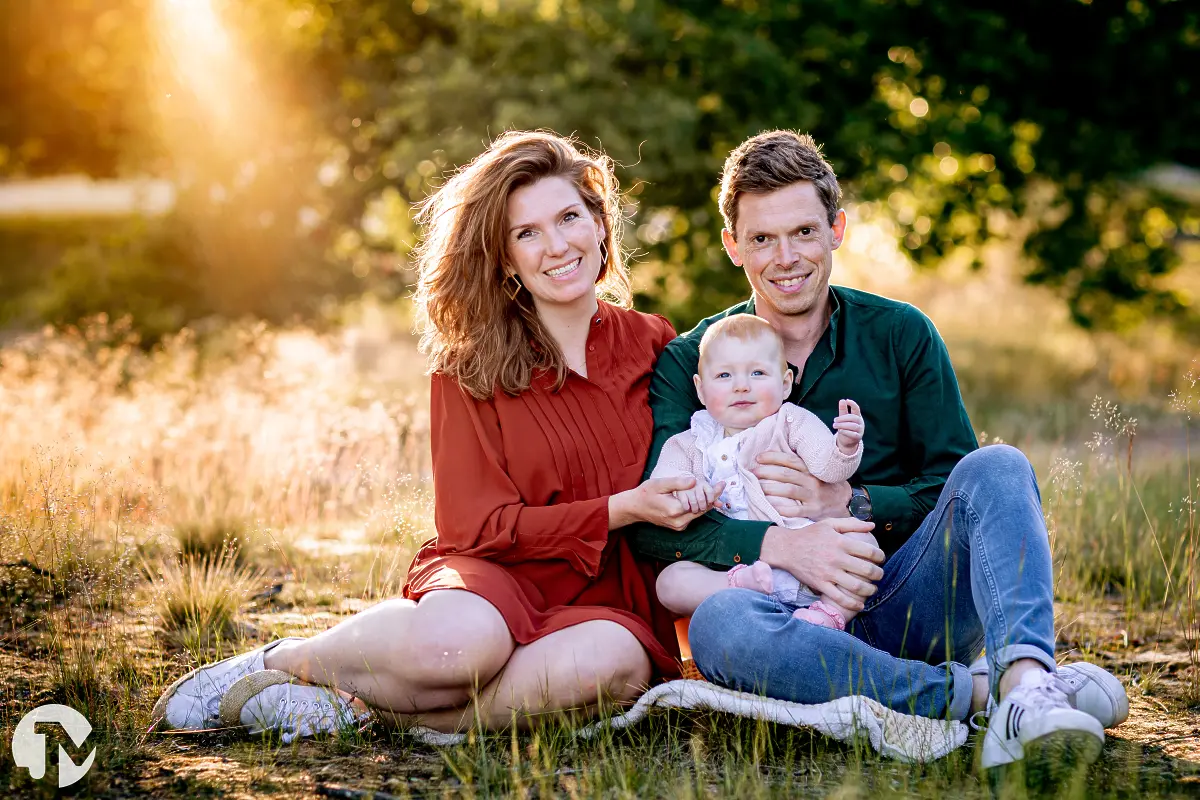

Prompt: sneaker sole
xmin=1025 ymin=726 xmax=1104 ymax=771
xmin=987 ymin=728 xmax=1103 ymax=791
xmin=150 ymin=667 xmax=211 ymax=731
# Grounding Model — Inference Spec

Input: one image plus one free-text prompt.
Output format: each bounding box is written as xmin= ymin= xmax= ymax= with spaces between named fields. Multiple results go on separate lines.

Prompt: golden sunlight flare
xmin=152 ymin=0 xmax=259 ymax=141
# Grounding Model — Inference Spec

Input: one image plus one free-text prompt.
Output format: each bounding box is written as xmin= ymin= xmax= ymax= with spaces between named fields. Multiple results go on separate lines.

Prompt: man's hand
xmin=752 ymin=451 xmax=853 ymax=520
xmin=759 ymin=519 xmax=885 ymax=611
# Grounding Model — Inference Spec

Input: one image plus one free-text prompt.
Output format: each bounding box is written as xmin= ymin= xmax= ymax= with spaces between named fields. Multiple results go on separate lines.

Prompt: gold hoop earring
xmin=503 ymin=273 xmax=524 ymax=302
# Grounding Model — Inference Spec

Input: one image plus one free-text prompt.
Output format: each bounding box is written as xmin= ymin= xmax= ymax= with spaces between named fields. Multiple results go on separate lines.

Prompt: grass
xmin=174 ymin=517 xmax=252 ymax=564
xmin=1 ymin=283 xmax=1199 ymax=798
xmin=150 ymin=551 xmax=263 ymax=649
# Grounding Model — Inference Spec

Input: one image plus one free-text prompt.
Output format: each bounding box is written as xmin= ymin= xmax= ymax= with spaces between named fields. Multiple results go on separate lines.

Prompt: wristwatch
xmin=848 ymin=485 xmax=873 ymax=521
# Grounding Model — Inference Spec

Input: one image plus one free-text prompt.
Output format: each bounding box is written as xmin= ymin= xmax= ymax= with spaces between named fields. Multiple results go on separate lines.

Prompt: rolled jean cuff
xmin=991 ymin=644 xmax=1057 ymax=682
xmin=946 ymin=660 xmax=974 ymax=721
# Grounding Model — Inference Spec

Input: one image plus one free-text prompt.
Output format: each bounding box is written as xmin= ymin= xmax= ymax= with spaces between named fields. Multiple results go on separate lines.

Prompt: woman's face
xmin=505 ymin=176 xmax=605 ymax=313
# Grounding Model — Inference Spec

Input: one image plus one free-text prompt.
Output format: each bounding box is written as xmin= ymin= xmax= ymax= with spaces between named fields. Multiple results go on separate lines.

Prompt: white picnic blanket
xmin=407 ymin=679 xmax=969 ymax=762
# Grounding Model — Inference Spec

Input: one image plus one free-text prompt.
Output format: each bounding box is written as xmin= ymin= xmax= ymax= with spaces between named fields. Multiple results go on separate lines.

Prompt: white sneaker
xmin=980 ymin=669 xmax=1104 ymax=781
xmin=152 ymin=638 xmax=301 ymax=731
xmin=219 ymin=669 xmax=372 ymax=744
xmin=1057 ymin=662 xmax=1129 ymax=728
xmin=969 ymin=656 xmax=1128 ymax=728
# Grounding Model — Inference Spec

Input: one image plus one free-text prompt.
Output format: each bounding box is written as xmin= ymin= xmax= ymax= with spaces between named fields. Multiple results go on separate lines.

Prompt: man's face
xmin=721 ymin=182 xmax=846 ymax=320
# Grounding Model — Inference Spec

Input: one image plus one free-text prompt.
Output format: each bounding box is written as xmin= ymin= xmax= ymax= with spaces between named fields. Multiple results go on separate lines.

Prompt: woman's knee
xmin=403 ymin=591 xmax=514 ymax=689
xmin=570 ymin=622 xmax=651 ymax=703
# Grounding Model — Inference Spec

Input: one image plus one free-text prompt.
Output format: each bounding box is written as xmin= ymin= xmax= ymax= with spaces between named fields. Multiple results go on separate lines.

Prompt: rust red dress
xmin=402 ymin=301 xmax=681 ymax=677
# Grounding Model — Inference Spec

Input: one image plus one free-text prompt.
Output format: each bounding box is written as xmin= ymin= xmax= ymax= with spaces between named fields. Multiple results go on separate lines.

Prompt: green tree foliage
xmin=2 ymin=0 xmax=1197 ymax=333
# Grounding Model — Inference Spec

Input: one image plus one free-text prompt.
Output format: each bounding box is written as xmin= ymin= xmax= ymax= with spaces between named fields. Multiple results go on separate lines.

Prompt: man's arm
xmin=863 ymin=305 xmax=977 ymax=549
xmin=629 ymin=336 xmax=771 ymax=568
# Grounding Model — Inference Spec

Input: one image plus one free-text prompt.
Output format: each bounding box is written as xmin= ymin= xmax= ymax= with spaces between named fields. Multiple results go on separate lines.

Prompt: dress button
xmin=721 ymin=454 xmax=728 ymax=461
xmin=588 ymin=345 xmax=595 ymax=352
xmin=675 ymin=551 xmax=682 ymax=558
xmin=786 ymin=414 xmax=794 ymax=422
xmin=885 ymin=522 xmax=894 ymax=531
xmin=733 ymin=555 xmax=742 ymax=563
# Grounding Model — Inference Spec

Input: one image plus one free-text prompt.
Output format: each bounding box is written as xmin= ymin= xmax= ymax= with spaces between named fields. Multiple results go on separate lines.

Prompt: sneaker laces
xmin=966 ymin=671 xmax=1072 ymax=732
xmin=1016 ymin=672 xmax=1073 ymax=709
xmin=271 ymin=689 xmax=371 ymax=744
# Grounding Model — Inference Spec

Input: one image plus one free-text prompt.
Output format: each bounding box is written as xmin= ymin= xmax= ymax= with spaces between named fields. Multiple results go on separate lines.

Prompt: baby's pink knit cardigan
xmin=650 ymin=402 xmax=862 ymax=528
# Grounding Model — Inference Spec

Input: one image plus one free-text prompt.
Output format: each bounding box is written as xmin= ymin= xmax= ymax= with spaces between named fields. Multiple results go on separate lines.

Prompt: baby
xmin=651 ymin=314 xmax=876 ymax=630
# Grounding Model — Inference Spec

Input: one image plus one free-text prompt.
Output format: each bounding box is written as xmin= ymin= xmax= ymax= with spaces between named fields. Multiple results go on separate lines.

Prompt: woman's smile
xmin=545 ymin=257 xmax=582 ymax=279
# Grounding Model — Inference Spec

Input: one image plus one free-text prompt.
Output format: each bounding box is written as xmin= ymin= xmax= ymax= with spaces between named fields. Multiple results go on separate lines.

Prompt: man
xmin=632 ymin=130 xmax=1126 ymax=779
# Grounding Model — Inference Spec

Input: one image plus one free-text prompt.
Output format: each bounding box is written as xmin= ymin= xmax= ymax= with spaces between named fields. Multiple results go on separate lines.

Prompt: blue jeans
xmin=688 ymin=445 xmax=1057 ymax=721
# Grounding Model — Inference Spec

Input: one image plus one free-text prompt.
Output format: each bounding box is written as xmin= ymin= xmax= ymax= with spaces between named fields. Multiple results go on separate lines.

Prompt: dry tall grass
xmin=0 ymin=313 xmax=432 ymax=554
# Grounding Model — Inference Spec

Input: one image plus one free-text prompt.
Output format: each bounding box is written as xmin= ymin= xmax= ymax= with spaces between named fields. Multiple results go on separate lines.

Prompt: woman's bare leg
xmin=390 ymin=619 xmax=652 ymax=733
xmin=260 ymin=591 xmax=652 ymax=732
xmin=263 ymin=589 xmax=515 ymax=714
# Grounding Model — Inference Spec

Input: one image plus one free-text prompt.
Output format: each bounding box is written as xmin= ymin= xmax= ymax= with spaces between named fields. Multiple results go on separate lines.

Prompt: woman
xmin=153 ymin=131 xmax=704 ymax=739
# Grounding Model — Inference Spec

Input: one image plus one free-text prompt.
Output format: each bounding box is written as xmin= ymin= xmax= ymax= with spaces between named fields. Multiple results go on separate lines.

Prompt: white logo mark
xmin=11 ymin=704 xmax=96 ymax=787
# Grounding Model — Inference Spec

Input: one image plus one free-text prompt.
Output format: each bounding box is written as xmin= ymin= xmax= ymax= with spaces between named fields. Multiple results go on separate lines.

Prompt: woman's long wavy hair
xmin=413 ymin=130 xmax=632 ymax=400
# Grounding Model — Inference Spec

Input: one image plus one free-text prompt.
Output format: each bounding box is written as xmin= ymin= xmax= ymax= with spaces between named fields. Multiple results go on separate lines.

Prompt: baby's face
xmin=693 ymin=335 xmax=792 ymax=433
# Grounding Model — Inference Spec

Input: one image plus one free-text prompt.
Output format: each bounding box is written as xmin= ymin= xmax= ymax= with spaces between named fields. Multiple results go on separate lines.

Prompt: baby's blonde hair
xmin=697 ymin=314 xmax=789 ymax=376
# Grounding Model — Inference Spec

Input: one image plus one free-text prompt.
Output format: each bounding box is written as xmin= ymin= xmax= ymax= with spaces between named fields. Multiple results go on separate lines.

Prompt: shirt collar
xmin=743 ymin=286 xmax=842 ymax=359
xmin=592 ymin=298 xmax=610 ymax=327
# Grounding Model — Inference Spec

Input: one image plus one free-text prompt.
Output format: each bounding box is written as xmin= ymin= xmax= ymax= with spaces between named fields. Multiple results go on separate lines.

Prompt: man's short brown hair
xmin=718 ymin=130 xmax=842 ymax=238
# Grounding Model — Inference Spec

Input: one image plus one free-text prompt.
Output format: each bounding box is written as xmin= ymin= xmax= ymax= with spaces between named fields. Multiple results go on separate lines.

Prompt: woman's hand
xmin=609 ymin=476 xmax=725 ymax=531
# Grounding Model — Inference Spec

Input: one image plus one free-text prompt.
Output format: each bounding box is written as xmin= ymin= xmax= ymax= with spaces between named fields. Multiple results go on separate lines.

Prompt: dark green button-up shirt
xmin=630 ymin=285 xmax=978 ymax=567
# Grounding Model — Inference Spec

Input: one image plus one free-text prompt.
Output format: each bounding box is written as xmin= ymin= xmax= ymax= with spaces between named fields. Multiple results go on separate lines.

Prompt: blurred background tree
xmin=1 ymin=0 xmax=1197 ymax=337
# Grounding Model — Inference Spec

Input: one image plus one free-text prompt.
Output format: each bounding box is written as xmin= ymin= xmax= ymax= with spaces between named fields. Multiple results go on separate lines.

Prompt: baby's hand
xmin=675 ymin=481 xmax=724 ymax=515
xmin=833 ymin=398 xmax=864 ymax=454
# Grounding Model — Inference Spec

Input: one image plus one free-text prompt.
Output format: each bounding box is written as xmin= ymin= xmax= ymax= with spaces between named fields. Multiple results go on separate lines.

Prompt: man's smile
xmin=768 ymin=273 xmax=811 ymax=293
